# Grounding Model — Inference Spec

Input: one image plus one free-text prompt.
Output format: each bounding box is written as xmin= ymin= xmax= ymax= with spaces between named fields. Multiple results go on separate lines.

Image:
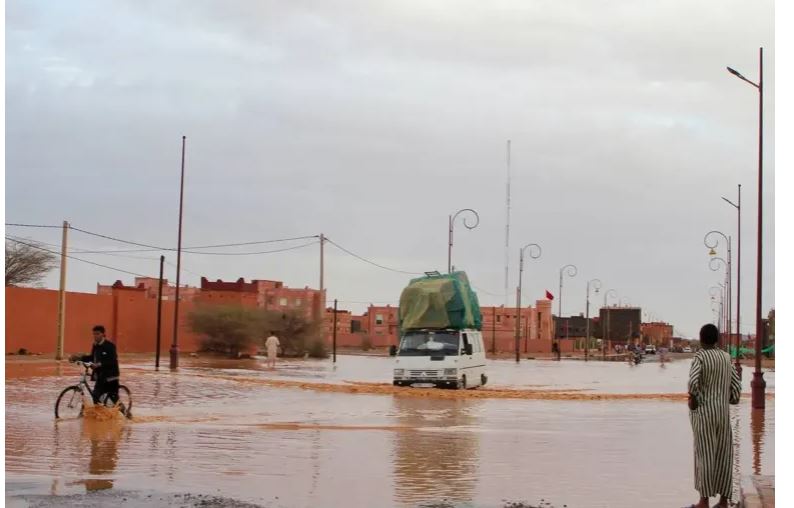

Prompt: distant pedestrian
xmin=685 ymin=323 xmax=741 ymax=508
xmin=265 ymin=331 xmax=281 ymax=370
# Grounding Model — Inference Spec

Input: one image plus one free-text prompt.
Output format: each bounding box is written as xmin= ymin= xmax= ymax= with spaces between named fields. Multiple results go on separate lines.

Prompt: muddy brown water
xmin=5 ymin=355 xmax=774 ymax=507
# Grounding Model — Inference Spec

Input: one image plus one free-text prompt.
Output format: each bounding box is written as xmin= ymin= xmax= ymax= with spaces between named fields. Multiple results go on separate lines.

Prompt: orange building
xmin=641 ymin=322 xmax=674 ymax=347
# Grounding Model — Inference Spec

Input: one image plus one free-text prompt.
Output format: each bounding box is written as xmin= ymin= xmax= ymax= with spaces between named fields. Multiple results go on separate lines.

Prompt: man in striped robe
xmin=686 ymin=323 xmax=742 ymax=508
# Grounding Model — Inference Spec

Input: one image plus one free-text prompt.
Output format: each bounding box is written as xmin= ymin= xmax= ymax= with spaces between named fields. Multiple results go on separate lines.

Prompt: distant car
xmin=644 ymin=344 xmax=657 ymax=354
xmin=682 ymin=346 xmax=693 ymax=353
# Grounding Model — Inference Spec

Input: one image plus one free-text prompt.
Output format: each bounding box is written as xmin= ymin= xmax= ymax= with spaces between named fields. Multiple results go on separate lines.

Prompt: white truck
xmin=391 ymin=329 xmax=487 ymax=389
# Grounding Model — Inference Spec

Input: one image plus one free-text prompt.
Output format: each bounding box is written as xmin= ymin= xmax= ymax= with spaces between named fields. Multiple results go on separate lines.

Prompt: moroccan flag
xmin=546 ymin=290 xmax=554 ymax=300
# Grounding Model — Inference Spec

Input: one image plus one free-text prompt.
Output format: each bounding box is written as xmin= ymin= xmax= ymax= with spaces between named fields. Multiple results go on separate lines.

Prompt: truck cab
xmin=391 ymin=329 xmax=487 ymax=389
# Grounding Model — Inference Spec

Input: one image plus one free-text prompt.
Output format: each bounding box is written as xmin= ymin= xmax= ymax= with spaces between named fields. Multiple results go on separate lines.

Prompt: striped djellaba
xmin=688 ymin=348 xmax=742 ymax=499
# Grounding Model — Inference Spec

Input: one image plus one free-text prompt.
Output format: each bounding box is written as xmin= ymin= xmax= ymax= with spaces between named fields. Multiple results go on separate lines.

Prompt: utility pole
xmin=320 ymin=233 xmax=325 ymax=322
xmin=170 ymin=135 xmax=186 ymax=370
xmin=514 ymin=287 xmax=521 ymax=363
xmin=332 ymin=299 xmax=337 ymax=363
xmin=155 ymin=255 xmax=165 ymax=370
xmin=491 ymin=306 xmax=496 ymax=355
xmin=55 ymin=220 xmax=69 ymax=361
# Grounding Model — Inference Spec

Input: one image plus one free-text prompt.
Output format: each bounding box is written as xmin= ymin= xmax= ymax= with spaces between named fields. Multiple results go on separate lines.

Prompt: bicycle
xmin=54 ymin=361 xmax=133 ymax=419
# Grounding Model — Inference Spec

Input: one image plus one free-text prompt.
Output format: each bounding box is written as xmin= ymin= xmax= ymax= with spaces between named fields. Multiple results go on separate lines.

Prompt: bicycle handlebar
xmin=74 ymin=360 xmax=95 ymax=369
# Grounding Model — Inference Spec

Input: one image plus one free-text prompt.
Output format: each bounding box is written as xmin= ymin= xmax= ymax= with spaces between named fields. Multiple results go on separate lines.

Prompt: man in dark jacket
xmin=70 ymin=325 xmax=120 ymax=405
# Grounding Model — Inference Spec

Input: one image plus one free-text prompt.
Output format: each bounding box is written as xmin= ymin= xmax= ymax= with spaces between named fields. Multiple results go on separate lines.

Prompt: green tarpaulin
xmin=399 ymin=271 xmax=482 ymax=331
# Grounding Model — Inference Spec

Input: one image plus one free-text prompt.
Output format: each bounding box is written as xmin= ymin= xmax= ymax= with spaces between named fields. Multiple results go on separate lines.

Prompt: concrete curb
xmin=740 ymin=475 xmax=774 ymax=508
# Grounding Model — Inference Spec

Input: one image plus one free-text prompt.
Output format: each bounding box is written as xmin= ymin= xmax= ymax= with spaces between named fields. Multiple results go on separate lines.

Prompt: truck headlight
xmin=394 ymin=369 xmax=405 ymax=377
xmin=444 ymin=368 xmax=457 ymax=377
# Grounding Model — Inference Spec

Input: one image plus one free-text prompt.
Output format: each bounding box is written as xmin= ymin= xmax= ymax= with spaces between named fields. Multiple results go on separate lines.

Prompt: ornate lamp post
xmin=556 ymin=264 xmax=577 ymax=361
xmin=584 ymin=279 xmax=602 ymax=361
xmin=515 ymin=243 xmax=542 ymax=363
xmin=448 ymin=209 xmax=479 ymax=273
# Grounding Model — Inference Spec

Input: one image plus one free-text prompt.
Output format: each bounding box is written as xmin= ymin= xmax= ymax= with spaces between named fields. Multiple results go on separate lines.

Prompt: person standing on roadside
xmin=685 ymin=323 xmax=742 ymax=508
xmin=265 ymin=331 xmax=280 ymax=370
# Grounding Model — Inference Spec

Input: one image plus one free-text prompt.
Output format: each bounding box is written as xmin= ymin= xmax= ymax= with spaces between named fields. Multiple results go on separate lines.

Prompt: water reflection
xmin=82 ymin=420 xmax=124 ymax=492
xmin=751 ymin=409 xmax=765 ymax=476
xmin=391 ymin=397 xmax=481 ymax=506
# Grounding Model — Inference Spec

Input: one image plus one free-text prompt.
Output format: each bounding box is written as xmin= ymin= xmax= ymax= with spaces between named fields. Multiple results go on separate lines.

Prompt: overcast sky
xmin=5 ymin=0 xmax=775 ymax=338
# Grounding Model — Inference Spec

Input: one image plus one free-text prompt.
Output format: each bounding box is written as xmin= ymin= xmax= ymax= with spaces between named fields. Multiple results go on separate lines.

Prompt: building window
xmin=497 ymin=315 xmax=501 ymax=323
xmin=267 ymin=296 xmax=275 ymax=305
xmin=375 ymin=314 xmax=384 ymax=325
xmin=295 ymin=298 xmax=302 ymax=307
xmin=279 ymin=297 xmax=288 ymax=306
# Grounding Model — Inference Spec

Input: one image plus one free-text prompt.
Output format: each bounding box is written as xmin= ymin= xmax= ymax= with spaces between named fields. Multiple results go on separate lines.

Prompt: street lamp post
xmin=710 ymin=287 xmax=724 ymax=335
xmin=603 ymin=289 xmax=617 ymax=360
xmin=710 ymin=256 xmax=729 ymax=349
xmin=448 ymin=209 xmax=480 ymax=273
xmin=722 ymin=186 xmax=743 ymax=375
xmin=584 ymin=279 xmax=602 ymax=361
xmin=727 ymin=46 xmax=765 ymax=408
xmin=557 ymin=264 xmax=578 ymax=361
xmin=515 ymin=243 xmax=542 ymax=363
xmin=706 ymin=231 xmax=733 ymax=359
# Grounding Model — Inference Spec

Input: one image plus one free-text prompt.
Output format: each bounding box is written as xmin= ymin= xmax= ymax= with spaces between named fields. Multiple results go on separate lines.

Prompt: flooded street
xmin=5 ymin=355 xmax=774 ymax=507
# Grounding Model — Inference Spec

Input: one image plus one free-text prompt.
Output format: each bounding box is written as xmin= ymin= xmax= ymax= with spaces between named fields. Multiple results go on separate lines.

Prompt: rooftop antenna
xmin=504 ymin=140 xmax=511 ymax=306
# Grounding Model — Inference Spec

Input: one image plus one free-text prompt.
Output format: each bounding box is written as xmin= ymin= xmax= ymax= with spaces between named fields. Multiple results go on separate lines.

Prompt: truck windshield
xmin=397 ymin=331 xmax=460 ymax=356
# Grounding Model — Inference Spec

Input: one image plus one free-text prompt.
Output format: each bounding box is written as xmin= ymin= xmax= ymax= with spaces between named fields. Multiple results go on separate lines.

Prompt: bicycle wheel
xmin=55 ymin=386 xmax=84 ymax=419
xmin=117 ymin=385 xmax=133 ymax=417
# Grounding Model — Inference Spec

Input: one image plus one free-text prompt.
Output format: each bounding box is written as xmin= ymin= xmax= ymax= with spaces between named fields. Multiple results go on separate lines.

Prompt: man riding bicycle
xmin=69 ymin=325 xmax=120 ymax=406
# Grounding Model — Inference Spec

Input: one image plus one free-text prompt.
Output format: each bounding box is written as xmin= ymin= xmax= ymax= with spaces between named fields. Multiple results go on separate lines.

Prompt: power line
xmin=6 ymin=237 xmax=151 ymax=278
xmin=472 ymin=284 xmax=507 ymax=298
xmin=325 ymin=238 xmax=422 ymax=275
xmin=8 ymin=235 xmax=162 ymax=262
xmin=69 ymin=226 xmax=319 ymax=255
xmin=5 ymin=223 xmax=62 ymax=229
xmin=181 ymin=240 xmax=319 ymax=256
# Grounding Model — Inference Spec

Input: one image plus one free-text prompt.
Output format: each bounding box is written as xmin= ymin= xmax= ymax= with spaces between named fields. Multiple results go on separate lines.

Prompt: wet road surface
xmin=5 ymin=355 xmax=774 ymax=507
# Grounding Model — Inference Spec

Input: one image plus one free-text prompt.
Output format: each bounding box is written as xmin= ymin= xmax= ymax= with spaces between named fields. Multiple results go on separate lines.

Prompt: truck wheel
xmin=480 ymin=374 xmax=488 ymax=387
xmin=457 ymin=375 xmax=467 ymax=390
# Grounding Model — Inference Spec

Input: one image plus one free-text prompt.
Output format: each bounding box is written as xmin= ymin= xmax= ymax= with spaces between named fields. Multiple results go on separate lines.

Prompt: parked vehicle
xmin=644 ymin=344 xmax=657 ymax=354
xmin=391 ymin=329 xmax=487 ymax=389
xmin=682 ymin=346 xmax=693 ymax=353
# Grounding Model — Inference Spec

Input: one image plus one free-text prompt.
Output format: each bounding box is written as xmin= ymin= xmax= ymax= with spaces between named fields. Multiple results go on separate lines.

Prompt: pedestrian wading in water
xmin=684 ymin=323 xmax=741 ymax=508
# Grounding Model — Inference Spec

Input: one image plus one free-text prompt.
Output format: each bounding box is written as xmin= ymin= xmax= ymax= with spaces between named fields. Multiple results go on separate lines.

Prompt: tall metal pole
xmin=319 ymin=233 xmax=325 ymax=322
xmin=155 ymin=255 xmax=164 ymax=371
xmin=727 ymin=48 xmax=765 ymax=408
xmin=447 ymin=215 xmax=453 ymax=273
xmin=734 ymin=186 xmax=742 ymax=374
xmin=504 ymin=140 xmax=511 ymax=307
xmin=602 ymin=289 xmax=617 ymax=360
xmin=55 ymin=220 xmax=69 ymax=361
xmin=332 ymin=299 xmax=337 ymax=363
xmin=170 ymin=135 xmax=186 ymax=370
xmin=491 ymin=306 xmax=496 ymax=355
xmin=727 ymin=237 xmax=732 ymax=354
xmin=557 ymin=264 xmax=577 ymax=361
xmin=514 ymin=243 xmax=541 ymax=363
xmin=751 ymin=47 xmax=766 ymax=409
xmin=726 ymin=188 xmax=743 ymax=372
xmin=447 ymin=209 xmax=479 ymax=274
xmin=514 ymin=285 xmax=521 ymax=363
xmin=584 ymin=279 xmax=601 ymax=362
xmin=585 ymin=288 xmax=590 ymax=362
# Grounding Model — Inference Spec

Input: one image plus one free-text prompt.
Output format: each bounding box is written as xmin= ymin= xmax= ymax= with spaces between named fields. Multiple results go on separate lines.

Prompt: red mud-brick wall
xmin=5 ymin=286 xmax=206 ymax=355
xmin=5 ymin=287 xmax=113 ymax=354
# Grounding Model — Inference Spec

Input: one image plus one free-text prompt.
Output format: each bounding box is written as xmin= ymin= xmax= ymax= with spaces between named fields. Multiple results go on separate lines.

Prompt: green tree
xmin=262 ymin=309 xmax=322 ymax=357
xmin=188 ymin=305 xmax=264 ymax=357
